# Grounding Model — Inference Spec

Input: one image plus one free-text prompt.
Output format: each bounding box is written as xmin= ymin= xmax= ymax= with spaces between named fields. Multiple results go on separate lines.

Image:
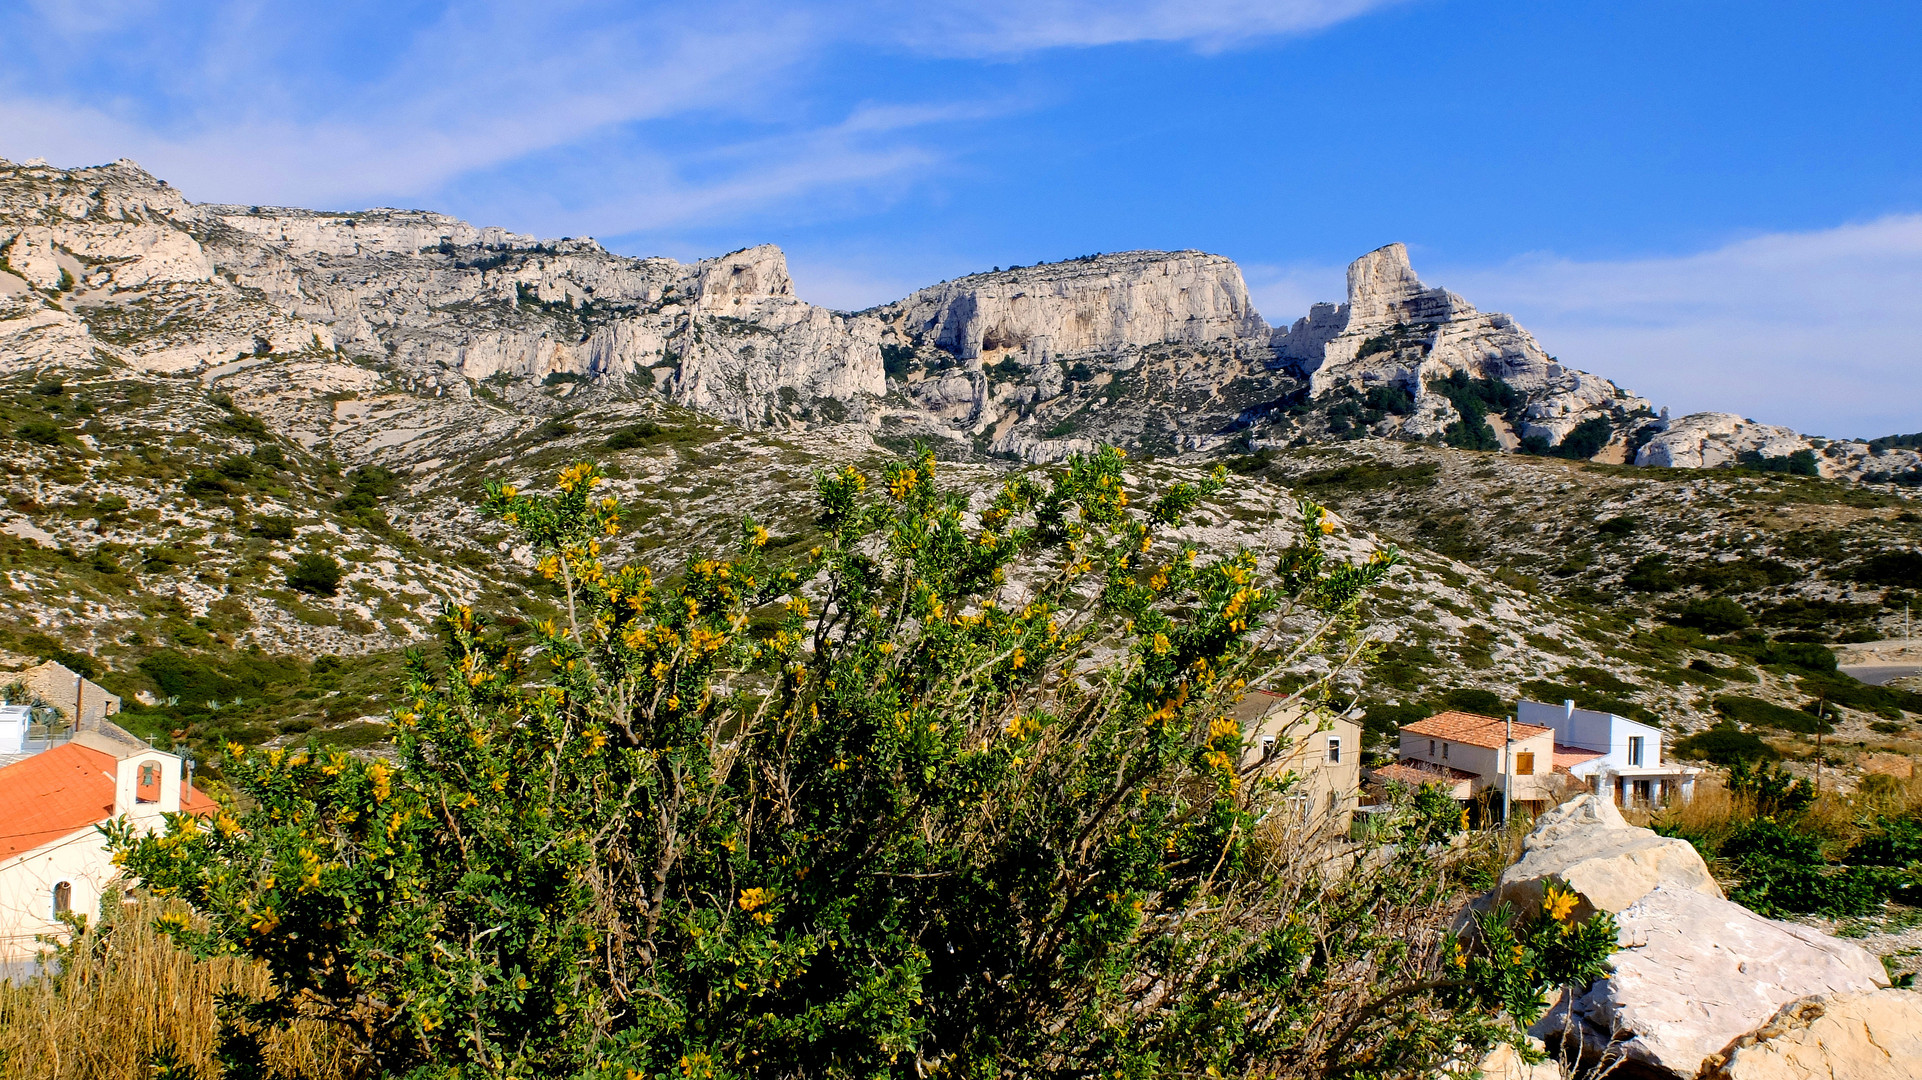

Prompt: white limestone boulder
xmin=1634 ymin=412 xmax=1813 ymax=471
xmin=1495 ymin=794 xmax=1722 ymax=922
xmin=1703 ymin=990 xmax=1922 ymax=1080
xmin=1531 ymin=884 xmax=1888 ymax=1077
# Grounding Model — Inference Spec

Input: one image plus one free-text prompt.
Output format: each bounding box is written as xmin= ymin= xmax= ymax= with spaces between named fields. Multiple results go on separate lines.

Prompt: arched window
xmin=137 ymin=761 xmax=161 ymax=802
xmin=52 ymin=881 xmax=71 ymax=917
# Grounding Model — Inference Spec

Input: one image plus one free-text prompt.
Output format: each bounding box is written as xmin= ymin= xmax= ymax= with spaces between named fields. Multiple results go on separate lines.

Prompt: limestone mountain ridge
xmin=4 ymin=156 xmax=1915 ymax=485
xmin=0 ymin=156 xmax=1917 ymax=783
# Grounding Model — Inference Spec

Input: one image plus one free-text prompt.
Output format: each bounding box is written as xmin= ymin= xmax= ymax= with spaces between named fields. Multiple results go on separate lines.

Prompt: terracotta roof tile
xmin=0 ymin=744 xmax=214 ymax=862
xmin=1370 ymin=761 xmax=1479 ymax=786
xmin=1553 ymin=744 xmax=1606 ymax=771
xmin=0 ymin=742 xmax=117 ymax=861
xmin=1402 ymin=711 xmax=1551 ymax=750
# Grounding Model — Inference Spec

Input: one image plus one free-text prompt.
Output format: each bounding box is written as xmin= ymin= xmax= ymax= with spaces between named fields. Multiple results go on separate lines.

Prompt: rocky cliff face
xmin=3 ymin=157 xmax=1910 ymax=484
xmin=1271 ymin=243 xmax=1654 ymax=454
xmin=0 ymin=159 xmax=882 ymax=435
xmin=880 ymin=251 xmax=1269 ymax=363
xmin=863 ymin=252 xmax=1286 ymax=462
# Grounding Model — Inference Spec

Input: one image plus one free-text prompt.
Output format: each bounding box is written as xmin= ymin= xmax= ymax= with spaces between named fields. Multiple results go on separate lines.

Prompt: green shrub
xmin=1852 ymin=551 xmax=1922 ymax=589
xmin=1794 ymin=671 xmax=1922 ymax=719
xmin=254 ymin=516 xmax=297 ymax=541
xmin=113 ymin=453 xmax=1613 ymax=1080
xmin=182 ymin=469 xmax=233 ymax=499
xmin=1722 ymin=817 xmax=1885 ymax=917
xmin=286 ymin=553 xmax=344 ymax=597
xmin=604 ymin=421 xmax=664 ymax=450
xmin=1713 ymin=694 xmax=1831 ymax=733
xmin=1669 ymin=724 xmax=1776 ymax=764
xmin=532 ymin=417 xmax=578 ymax=441
xmin=1439 ymin=686 xmax=1505 ymax=715
xmin=1674 ymin=597 xmax=1751 ymax=633
xmin=1764 ymin=641 xmax=1838 ymax=673
xmin=251 ymin=443 xmax=289 ymax=469
xmin=1363 ymin=384 xmax=1415 ymax=415
xmin=334 ymin=465 xmax=401 ymax=530
xmin=15 ymin=419 xmax=64 ymax=445
xmin=216 ymin=454 xmax=256 ymax=480
xmin=138 ymin=651 xmax=240 ymax=706
xmin=1623 ymin=556 xmax=1675 ymax=592
xmin=216 ymin=410 xmax=271 ymax=438
xmin=1736 ymin=449 xmax=1819 ymax=477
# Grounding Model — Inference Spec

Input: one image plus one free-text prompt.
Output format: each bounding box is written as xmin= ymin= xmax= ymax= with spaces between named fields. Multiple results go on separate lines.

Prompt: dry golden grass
xmin=0 ymin=895 xmax=353 ymax=1080
xmin=1628 ymin=768 xmax=1922 ymax=854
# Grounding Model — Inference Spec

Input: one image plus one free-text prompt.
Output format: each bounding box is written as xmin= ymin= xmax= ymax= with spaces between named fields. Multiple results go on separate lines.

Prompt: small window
xmin=1327 ymin=789 xmax=1339 ymax=812
xmin=52 ymin=881 xmax=71 ymax=917
xmin=1260 ymin=734 xmax=1277 ymax=757
xmin=1628 ymin=736 xmax=1644 ymax=767
xmin=1515 ymin=751 xmax=1535 ymax=776
xmin=1429 ymin=739 xmax=1437 ymax=756
xmin=1326 ymin=737 xmax=1341 ymax=765
xmin=137 ymin=761 xmax=161 ymax=803
xmin=1441 ymin=742 xmax=1449 ymax=760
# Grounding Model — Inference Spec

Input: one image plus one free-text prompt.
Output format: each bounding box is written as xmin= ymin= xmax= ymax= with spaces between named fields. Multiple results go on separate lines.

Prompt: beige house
xmin=1387 ymin=710 xmax=1558 ymax=812
xmin=1232 ymin=690 xmax=1363 ymax=831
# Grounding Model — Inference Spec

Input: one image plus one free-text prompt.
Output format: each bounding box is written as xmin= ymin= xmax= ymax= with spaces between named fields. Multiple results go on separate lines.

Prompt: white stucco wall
xmin=1517 ymin=699 xmax=1665 ymax=775
xmin=0 ymin=827 xmax=120 ymax=966
xmin=1397 ymin=728 xmax=1556 ymax=802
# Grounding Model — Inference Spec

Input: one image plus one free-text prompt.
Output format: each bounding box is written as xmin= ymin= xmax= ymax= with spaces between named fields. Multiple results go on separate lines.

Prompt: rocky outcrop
xmin=1702 ymin=990 xmax=1922 ymax=1080
xmin=1532 ymin=884 xmax=1888 ymax=1077
xmin=206 ymin=205 xmax=535 ymax=258
xmin=0 ymin=158 xmax=882 ymax=427
xmin=1494 ymin=795 xmax=1722 ymax=923
xmin=1272 ymin=243 xmax=1652 ymax=453
xmin=880 ymin=251 xmax=1270 ymax=363
xmin=1635 ymin=413 xmax=1808 ymax=470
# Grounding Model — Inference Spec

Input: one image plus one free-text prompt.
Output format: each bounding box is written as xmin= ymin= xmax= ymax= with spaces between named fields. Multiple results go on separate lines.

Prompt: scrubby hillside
xmin=2 ymin=156 xmax=1919 ymax=783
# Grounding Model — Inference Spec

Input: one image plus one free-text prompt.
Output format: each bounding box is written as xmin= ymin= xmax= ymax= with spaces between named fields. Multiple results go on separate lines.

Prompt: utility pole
xmin=1815 ymin=696 xmax=1827 ymax=792
xmin=1502 ymin=714 xmax=1514 ymax=826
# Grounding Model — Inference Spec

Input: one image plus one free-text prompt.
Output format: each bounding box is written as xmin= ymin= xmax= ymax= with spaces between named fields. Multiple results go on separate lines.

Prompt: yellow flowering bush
xmin=112 ymin=447 xmax=1612 ymax=1080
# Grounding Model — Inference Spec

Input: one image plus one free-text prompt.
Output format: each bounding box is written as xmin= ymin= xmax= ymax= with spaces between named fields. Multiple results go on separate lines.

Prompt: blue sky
xmin=4 ymin=0 xmax=1920 ymax=438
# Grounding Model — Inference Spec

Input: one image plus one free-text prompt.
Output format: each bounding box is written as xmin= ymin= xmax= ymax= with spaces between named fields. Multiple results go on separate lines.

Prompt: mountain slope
xmin=1 ymin=156 xmax=1917 ymax=779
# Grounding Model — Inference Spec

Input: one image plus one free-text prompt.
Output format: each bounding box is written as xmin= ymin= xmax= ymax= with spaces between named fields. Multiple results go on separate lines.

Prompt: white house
xmin=0 ymin=717 xmax=210 ymax=977
xmin=1516 ymin=698 xmax=1698 ymax=806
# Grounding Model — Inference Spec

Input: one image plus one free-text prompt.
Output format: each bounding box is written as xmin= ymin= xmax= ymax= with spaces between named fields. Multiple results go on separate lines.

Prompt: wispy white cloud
xmin=1434 ymin=217 xmax=1922 ymax=439
xmin=874 ymin=0 xmax=1409 ymax=56
xmin=0 ymin=0 xmax=1401 ymax=227
xmin=1243 ymin=222 xmax=1922 ymax=441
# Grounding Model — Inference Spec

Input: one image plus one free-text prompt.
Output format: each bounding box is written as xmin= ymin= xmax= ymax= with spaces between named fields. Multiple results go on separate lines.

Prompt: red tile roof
xmin=0 ymin=743 xmax=213 ymax=862
xmin=1402 ymin=711 xmax=1552 ymax=750
xmin=1370 ymin=761 xmax=1479 ymax=786
xmin=0 ymin=742 xmax=116 ymax=861
xmin=1553 ymin=744 xmax=1606 ymax=772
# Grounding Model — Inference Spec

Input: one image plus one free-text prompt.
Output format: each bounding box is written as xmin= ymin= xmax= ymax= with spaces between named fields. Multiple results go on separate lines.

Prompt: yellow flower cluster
xmin=737 ymin=887 xmax=775 ymax=925
xmin=555 ymin=463 xmax=602 ymax=493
